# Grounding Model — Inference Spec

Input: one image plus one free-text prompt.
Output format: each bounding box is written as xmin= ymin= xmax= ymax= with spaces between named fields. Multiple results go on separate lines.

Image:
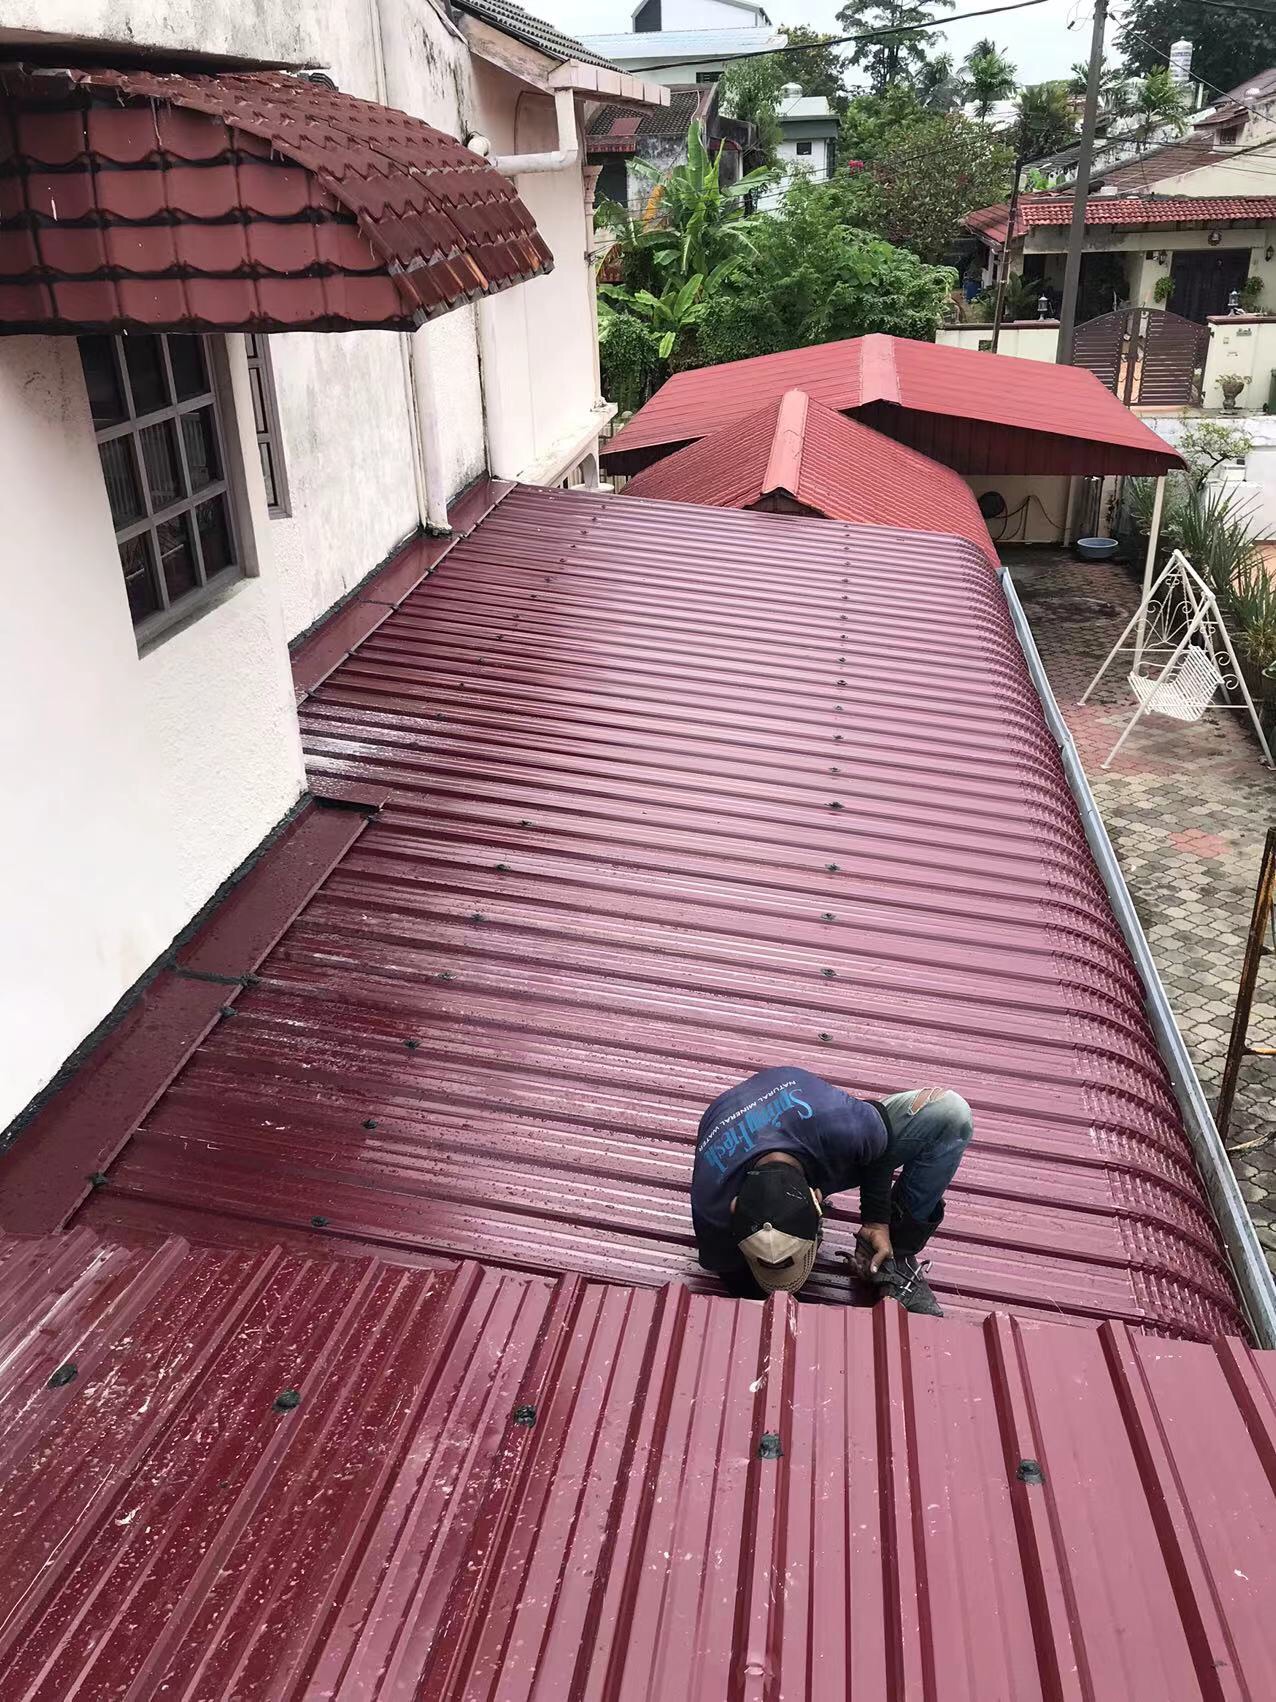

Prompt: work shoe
xmin=869 ymin=1254 xmax=943 ymax=1317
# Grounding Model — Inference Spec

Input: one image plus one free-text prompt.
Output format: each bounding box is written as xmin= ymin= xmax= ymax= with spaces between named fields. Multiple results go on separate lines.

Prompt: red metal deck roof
xmin=620 ymin=388 xmax=1000 ymax=561
xmin=0 ymin=67 xmax=552 ymax=333
xmin=602 ymin=334 xmax=1183 ymax=478
xmin=7 ymin=484 xmax=1243 ymax=1337
xmin=3 ymin=1226 xmax=1275 ymax=1701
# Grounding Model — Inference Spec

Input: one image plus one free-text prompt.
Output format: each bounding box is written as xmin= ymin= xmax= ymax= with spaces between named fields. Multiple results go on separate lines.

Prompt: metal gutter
xmin=1000 ymin=564 xmax=1276 ymax=1346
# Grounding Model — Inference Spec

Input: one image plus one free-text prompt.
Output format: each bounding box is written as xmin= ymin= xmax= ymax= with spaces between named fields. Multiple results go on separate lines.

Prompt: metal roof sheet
xmin=0 ymin=67 xmax=552 ymax=334
xmin=619 ymin=388 xmax=1000 ymax=561
xmin=33 ymin=483 xmax=1244 ymax=1338
xmin=580 ymin=25 xmax=785 ymax=59
xmin=603 ymin=335 xmax=1183 ymax=477
xmin=3 ymin=1225 xmax=1275 ymax=1701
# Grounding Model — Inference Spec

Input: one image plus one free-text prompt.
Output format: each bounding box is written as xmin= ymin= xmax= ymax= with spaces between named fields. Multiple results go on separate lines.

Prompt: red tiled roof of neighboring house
xmin=1 ymin=1225 xmax=1273 ymax=1699
xmin=620 ymin=389 xmax=999 ymax=561
xmin=966 ymin=191 xmax=1276 ymax=245
xmin=0 ymin=66 xmax=552 ymax=333
xmin=3 ymin=485 xmax=1242 ymax=1337
xmin=603 ymin=333 xmax=1182 ymax=476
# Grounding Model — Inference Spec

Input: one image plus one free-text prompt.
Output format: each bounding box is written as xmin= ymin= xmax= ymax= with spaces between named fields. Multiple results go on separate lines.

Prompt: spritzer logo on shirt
xmin=698 ymin=1080 xmax=813 ymax=1174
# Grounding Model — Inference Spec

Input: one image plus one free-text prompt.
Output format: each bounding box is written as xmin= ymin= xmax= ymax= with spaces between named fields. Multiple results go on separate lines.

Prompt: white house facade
xmin=0 ymin=0 xmax=664 ymax=1129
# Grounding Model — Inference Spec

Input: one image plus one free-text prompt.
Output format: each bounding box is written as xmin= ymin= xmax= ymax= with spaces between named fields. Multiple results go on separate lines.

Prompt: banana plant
xmin=624 ymin=122 xmax=775 ymax=284
xmin=600 ymin=273 xmax=710 ymax=360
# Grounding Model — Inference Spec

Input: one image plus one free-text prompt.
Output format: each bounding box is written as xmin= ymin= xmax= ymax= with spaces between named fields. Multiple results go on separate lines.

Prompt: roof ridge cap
xmin=858 ymin=335 xmax=900 ymax=406
xmin=762 ymin=390 xmax=809 ymax=498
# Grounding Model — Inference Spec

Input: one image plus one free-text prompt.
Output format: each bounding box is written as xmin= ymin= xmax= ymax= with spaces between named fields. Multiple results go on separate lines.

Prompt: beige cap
xmin=738 ymin=1221 xmax=820 ymax=1294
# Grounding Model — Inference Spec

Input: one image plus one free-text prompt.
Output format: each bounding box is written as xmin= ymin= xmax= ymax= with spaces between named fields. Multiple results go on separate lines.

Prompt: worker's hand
xmin=854 ymin=1223 xmax=893 ymax=1275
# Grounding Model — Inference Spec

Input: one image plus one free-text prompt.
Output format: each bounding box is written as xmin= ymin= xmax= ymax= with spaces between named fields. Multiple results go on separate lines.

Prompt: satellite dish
xmin=977 ymin=490 xmax=1008 ymax=520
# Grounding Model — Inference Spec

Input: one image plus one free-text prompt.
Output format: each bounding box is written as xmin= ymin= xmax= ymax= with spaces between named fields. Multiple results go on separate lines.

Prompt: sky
xmin=545 ymin=0 xmax=1125 ymax=91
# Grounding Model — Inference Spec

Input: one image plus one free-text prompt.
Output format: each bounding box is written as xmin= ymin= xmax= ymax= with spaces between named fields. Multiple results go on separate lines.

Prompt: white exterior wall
xmin=965 ymin=475 xmax=1071 ymax=545
xmin=0 ymin=336 xmax=305 ymax=1126
xmin=656 ymin=0 xmax=766 ymax=25
xmin=1203 ymin=314 xmax=1276 ymax=412
xmin=937 ymin=324 xmax=1059 ymax=360
xmin=470 ymin=63 xmax=603 ymax=484
xmin=0 ymin=0 xmax=609 ymax=1126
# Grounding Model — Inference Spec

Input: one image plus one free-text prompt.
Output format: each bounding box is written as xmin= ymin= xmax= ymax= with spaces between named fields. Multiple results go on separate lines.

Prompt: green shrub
xmin=599 ymin=313 xmax=663 ymax=416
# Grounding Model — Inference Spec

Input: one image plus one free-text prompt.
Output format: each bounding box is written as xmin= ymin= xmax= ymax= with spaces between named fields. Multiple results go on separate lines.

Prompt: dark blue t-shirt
xmin=691 ymin=1067 xmax=891 ymax=1275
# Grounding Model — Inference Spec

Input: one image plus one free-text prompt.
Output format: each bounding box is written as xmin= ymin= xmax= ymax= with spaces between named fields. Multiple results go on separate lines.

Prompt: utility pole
xmin=1056 ymin=0 xmax=1108 ymax=363
xmin=989 ymin=156 xmax=1025 ymax=354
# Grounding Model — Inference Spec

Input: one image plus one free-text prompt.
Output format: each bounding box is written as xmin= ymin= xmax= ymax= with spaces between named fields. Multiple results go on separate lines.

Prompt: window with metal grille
xmin=795 ymin=140 xmax=813 ymax=156
xmin=244 ymin=333 xmax=291 ymax=518
xmin=79 ymin=333 xmax=244 ymax=642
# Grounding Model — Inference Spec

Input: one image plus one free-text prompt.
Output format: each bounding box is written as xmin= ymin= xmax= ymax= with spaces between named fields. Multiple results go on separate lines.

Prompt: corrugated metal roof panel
xmin=619 ymin=388 xmax=1000 ymax=561
xmin=50 ymin=484 xmax=1244 ymax=1337
xmin=2 ymin=1227 xmax=1274 ymax=1700
xmin=602 ymin=333 xmax=1183 ymax=476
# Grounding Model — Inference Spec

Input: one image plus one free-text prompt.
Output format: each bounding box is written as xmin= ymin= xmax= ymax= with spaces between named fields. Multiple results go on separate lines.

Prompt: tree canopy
xmin=1015 ymin=80 xmax=1079 ymax=160
xmin=838 ymin=108 xmax=1014 ymax=262
xmin=834 ymin=0 xmax=956 ymax=96
xmin=1116 ymin=0 xmax=1276 ymax=96
xmin=719 ymin=25 xmax=850 ymax=161
xmin=963 ymin=39 xmax=1017 ymax=121
xmin=696 ymin=177 xmax=957 ymax=365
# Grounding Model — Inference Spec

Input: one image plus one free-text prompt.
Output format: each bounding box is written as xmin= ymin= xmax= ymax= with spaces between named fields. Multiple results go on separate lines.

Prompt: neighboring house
xmin=965 ymin=61 xmax=1276 ymax=326
xmin=0 ymin=0 xmax=665 ymax=1129
xmin=759 ymin=91 xmax=837 ymax=209
xmin=587 ymin=81 xmax=752 ymax=215
xmin=581 ymin=0 xmax=784 ymax=88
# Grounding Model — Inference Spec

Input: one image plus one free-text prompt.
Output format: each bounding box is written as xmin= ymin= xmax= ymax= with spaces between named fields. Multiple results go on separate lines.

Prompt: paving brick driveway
xmin=1003 ymin=548 xmax=1276 ymax=1271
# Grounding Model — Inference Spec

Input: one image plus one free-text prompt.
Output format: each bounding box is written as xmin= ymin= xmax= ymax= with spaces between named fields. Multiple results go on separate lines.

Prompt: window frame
xmin=243 ymin=332 xmax=292 ymax=519
xmin=795 ymin=139 xmax=813 ymax=157
xmin=83 ymin=332 xmax=248 ymax=646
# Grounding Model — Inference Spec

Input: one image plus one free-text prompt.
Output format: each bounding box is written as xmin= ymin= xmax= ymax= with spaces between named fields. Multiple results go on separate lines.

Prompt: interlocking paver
xmin=1005 ymin=548 xmax=1276 ymax=1272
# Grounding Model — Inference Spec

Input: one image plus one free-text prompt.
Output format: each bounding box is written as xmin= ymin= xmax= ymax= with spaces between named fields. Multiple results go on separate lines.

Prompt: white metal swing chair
xmin=1081 ymin=549 xmax=1275 ymax=769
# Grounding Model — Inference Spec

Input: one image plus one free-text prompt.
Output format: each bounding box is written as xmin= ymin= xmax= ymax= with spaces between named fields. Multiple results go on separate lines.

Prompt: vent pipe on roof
xmin=1168 ymin=40 xmax=1193 ymax=86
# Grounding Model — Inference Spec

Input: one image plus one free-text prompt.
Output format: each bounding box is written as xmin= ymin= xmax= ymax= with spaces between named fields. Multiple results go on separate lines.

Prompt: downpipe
xmin=999 ymin=564 xmax=1276 ymax=1346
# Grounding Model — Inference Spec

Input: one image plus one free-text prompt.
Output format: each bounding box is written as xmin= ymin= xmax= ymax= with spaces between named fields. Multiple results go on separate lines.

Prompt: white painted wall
xmin=470 ymin=64 xmax=601 ymax=483
xmin=0 ymin=336 xmax=305 ymax=1128
xmin=937 ymin=324 xmax=1059 ymax=360
xmin=1203 ymin=314 xmax=1276 ymax=412
xmin=651 ymin=0 xmax=768 ymax=25
xmin=965 ymin=474 xmax=1072 ymax=544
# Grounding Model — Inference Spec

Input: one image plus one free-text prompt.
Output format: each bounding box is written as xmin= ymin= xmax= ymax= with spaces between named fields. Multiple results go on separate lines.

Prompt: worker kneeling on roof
xmin=691 ymin=1067 xmax=972 ymax=1316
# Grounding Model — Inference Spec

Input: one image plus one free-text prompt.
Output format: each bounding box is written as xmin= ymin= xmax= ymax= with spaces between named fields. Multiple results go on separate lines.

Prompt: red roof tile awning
xmin=0 ymin=66 xmax=553 ymax=333
xmin=620 ymin=388 xmax=1000 ymax=562
xmin=968 ymin=192 xmax=1276 ymax=246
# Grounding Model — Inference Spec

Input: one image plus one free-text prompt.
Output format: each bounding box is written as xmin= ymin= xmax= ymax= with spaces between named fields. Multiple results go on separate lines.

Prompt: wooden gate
xmin=1072 ymin=307 xmax=1208 ymax=407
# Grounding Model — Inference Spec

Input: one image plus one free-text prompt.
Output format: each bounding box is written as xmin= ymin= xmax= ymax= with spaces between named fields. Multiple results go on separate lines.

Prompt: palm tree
xmin=1131 ymin=67 xmax=1191 ymax=143
xmin=1016 ymin=81 xmax=1079 ymax=161
xmin=963 ymin=39 xmax=1017 ymax=123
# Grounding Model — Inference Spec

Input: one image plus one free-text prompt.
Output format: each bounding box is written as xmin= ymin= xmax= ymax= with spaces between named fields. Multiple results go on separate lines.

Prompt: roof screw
xmin=836 ymin=678 xmax=847 ymax=687
xmin=838 ymin=656 xmax=846 ymax=663
xmin=471 ymin=912 xmax=486 ymax=923
xmin=439 ymin=970 xmax=454 ymax=981
xmin=219 ymin=1005 xmax=237 ymax=1019
xmin=513 ymin=1403 xmax=537 ymax=1427
xmin=1016 ymin=1458 xmax=1045 ymax=1485
xmin=757 ymin=1431 xmax=783 ymax=1459
xmin=826 ymin=863 xmax=840 ymax=872
xmin=822 ymin=912 xmax=836 ymax=922
xmin=827 ymin=802 xmax=843 ymax=811
xmin=47 ymin=1362 xmax=77 ymax=1389
xmin=362 ymin=1118 xmax=378 ymax=1130
xmin=821 ymin=967 xmax=836 ymax=978
xmin=404 ymin=1038 xmax=420 ymax=1050
xmin=519 ymin=819 xmax=531 ymax=827
xmin=311 ymin=1215 xmax=330 ymax=1228
xmin=274 ymin=1389 xmax=302 ymax=1412
xmin=830 ymin=766 xmax=840 ymax=774
xmin=834 ymin=705 xmax=844 ymax=712
xmin=818 ymin=1031 xmax=832 ymax=1043
xmin=833 ymin=734 xmax=844 ymax=742
xmin=85 ymin=1171 xmax=109 ymax=1189
xmin=495 ymin=863 xmax=509 ymax=872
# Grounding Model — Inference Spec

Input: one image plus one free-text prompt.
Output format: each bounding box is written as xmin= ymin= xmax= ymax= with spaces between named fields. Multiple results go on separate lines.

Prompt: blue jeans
xmin=878 ymin=1089 xmax=973 ymax=1222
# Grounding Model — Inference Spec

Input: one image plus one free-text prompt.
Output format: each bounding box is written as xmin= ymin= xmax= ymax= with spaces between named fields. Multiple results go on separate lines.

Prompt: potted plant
xmin=1240 ymin=275 xmax=1265 ymax=314
xmin=1219 ymin=371 xmax=1249 ymax=411
xmin=1153 ymin=273 xmax=1176 ymax=305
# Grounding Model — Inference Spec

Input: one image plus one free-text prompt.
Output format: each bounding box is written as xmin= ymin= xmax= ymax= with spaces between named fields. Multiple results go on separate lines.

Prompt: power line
xmin=616 ymin=0 xmax=1048 ymax=76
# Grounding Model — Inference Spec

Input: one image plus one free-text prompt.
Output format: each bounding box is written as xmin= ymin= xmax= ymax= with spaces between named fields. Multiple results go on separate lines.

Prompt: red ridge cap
xmin=761 ymin=389 xmax=810 ymax=497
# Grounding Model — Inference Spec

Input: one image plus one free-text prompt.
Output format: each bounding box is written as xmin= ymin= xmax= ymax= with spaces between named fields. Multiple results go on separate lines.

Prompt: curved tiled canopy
xmin=0 ymin=66 xmax=553 ymax=333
